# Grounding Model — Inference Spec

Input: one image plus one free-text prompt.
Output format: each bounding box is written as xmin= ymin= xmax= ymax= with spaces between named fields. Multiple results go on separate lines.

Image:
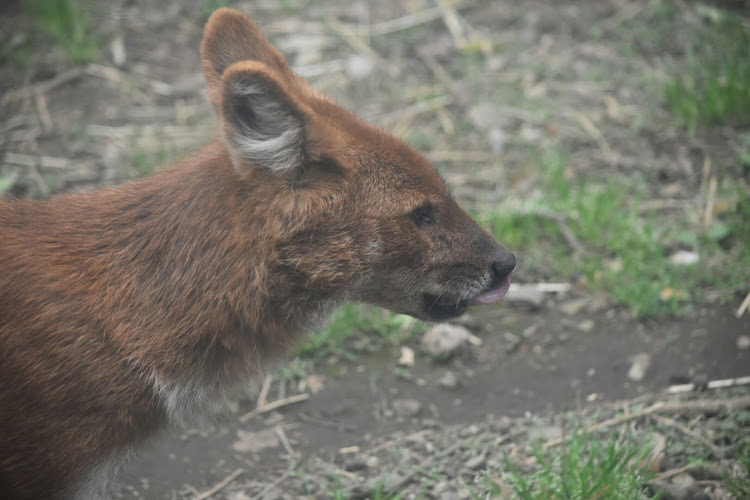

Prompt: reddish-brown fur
xmin=0 ymin=9 xmax=514 ymax=498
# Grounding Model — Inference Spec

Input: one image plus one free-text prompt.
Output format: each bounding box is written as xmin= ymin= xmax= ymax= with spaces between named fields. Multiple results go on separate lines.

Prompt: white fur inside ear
xmin=225 ymin=80 xmax=305 ymax=173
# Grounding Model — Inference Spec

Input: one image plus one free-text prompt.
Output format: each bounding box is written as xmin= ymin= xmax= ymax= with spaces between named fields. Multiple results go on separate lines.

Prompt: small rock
xmin=669 ymin=250 xmax=699 ymax=266
xmin=577 ymin=319 xmax=595 ymax=332
xmin=346 ymin=54 xmax=375 ymax=80
xmin=663 ymin=473 xmax=699 ymax=500
xmin=487 ymin=128 xmax=507 ymax=154
xmin=392 ymin=398 xmax=422 ymax=418
xmin=228 ymin=492 xmax=251 ymax=500
xmin=432 ymin=481 xmax=450 ymax=495
xmin=737 ymin=335 xmax=750 ymax=350
xmin=529 ymin=425 xmax=562 ymax=442
xmin=627 ymin=353 xmax=651 ymax=382
xmin=398 ymin=346 xmax=415 ymax=367
xmin=502 ymin=332 xmax=522 ymax=353
xmin=450 ymin=314 xmax=482 ymax=332
xmin=438 ymin=493 xmax=461 ymax=500
xmin=232 ymin=428 xmax=279 ymax=453
xmin=421 ymin=324 xmax=473 ymax=358
xmin=438 ymin=370 xmax=459 ymax=390
xmin=465 ymin=454 xmax=486 ymax=470
xmin=110 ymin=34 xmax=126 ymax=67
xmin=559 ymin=298 xmax=589 ymax=316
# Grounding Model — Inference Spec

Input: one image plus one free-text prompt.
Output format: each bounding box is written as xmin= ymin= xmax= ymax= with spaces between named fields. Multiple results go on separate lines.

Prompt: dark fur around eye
xmin=410 ymin=205 xmax=436 ymax=227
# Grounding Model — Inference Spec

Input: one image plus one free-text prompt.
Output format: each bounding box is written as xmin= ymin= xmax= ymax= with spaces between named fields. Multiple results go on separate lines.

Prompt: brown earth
xmin=1 ymin=0 xmax=749 ymax=498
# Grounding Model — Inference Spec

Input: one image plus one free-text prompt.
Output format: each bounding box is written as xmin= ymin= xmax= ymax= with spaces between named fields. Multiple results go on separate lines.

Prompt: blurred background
xmin=1 ymin=1 xmax=749 ymax=499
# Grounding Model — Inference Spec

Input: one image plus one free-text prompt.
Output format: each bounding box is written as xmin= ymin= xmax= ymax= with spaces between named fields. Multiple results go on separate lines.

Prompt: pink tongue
xmin=473 ymin=276 xmax=512 ymax=305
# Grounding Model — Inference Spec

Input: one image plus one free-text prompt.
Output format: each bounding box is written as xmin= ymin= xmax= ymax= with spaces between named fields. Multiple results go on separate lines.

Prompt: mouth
xmin=421 ymin=275 xmax=512 ymax=321
xmin=471 ymin=274 xmax=512 ymax=305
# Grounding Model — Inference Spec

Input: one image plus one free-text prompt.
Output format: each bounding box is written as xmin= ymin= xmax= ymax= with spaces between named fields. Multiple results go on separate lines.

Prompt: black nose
xmin=491 ymin=250 xmax=516 ymax=279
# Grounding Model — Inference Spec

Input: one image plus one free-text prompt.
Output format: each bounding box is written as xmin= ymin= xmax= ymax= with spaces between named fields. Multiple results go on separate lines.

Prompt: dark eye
xmin=410 ymin=205 xmax=436 ymax=227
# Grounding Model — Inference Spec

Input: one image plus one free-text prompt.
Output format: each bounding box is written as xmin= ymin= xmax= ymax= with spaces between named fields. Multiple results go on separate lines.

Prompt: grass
xmin=501 ymin=429 xmax=659 ymax=500
xmin=22 ymin=0 xmax=98 ymax=64
xmin=663 ymin=4 xmax=750 ymax=134
xmin=296 ymin=303 xmax=426 ymax=361
xmin=481 ymin=148 xmax=750 ymax=317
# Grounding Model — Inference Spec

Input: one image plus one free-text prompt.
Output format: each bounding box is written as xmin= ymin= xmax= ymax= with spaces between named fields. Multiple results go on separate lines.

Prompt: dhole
xmin=0 ymin=9 xmax=515 ymax=499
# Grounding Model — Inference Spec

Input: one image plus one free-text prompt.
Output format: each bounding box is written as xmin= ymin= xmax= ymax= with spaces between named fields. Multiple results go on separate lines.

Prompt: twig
xmin=192 ymin=468 xmax=243 ymax=500
xmin=656 ymin=395 xmax=750 ymax=416
xmin=427 ymin=151 xmax=500 ymax=162
xmin=239 ymin=393 xmax=310 ymax=422
xmin=257 ymin=375 xmax=273 ymax=410
xmin=274 ymin=425 xmax=297 ymax=458
xmin=703 ymin=176 xmax=717 ymax=235
xmin=379 ymin=95 xmax=452 ymax=128
xmin=34 ymin=92 xmax=54 ymax=132
xmin=570 ymin=111 xmax=613 ymax=158
xmin=249 ymin=469 xmax=293 ymax=500
xmin=736 ymin=290 xmax=750 ymax=318
xmin=352 ymin=430 xmax=431 ymax=461
xmin=370 ymin=0 xmax=464 ymax=36
xmin=325 ymin=16 xmax=398 ymax=78
xmin=438 ymin=0 xmax=467 ymax=48
xmin=297 ymin=411 xmax=357 ymax=431
xmin=653 ymin=464 xmax=697 ymax=482
xmin=4 ymin=152 xmax=72 ymax=169
xmin=535 ymin=210 xmax=586 ymax=259
xmin=544 ymin=395 xmax=750 ymax=448
xmin=637 ymin=199 xmax=693 ymax=212
xmin=2 ymin=66 xmax=86 ymax=104
xmin=668 ymin=376 xmax=750 ymax=393
xmin=601 ymin=0 xmax=650 ymax=30
xmin=649 ymin=413 xmax=723 ymax=457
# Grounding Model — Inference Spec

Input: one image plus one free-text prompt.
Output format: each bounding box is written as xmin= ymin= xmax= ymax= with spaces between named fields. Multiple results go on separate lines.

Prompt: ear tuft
xmin=221 ymin=63 xmax=306 ymax=174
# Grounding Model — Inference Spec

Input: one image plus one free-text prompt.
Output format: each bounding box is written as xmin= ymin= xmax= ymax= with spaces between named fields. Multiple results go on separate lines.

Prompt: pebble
xmin=627 ymin=353 xmax=651 ymax=382
xmin=559 ymin=298 xmax=589 ymax=316
xmin=421 ymin=324 xmax=475 ymax=358
xmin=465 ymin=454 xmax=486 ymax=470
xmin=438 ymin=370 xmax=459 ymax=390
xmin=398 ymin=346 xmax=415 ymax=367
xmin=110 ymin=34 xmax=126 ymax=67
xmin=392 ymin=398 xmax=422 ymax=418
xmin=737 ymin=335 xmax=750 ymax=350
xmin=577 ymin=319 xmax=595 ymax=332
xmin=662 ymin=473 xmax=700 ymax=500
xmin=502 ymin=332 xmax=522 ymax=353
xmin=346 ymin=54 xmax=375 ymax=80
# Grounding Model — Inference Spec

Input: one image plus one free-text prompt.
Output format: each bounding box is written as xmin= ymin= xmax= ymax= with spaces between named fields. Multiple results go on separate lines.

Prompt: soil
xmin=118 ymin=305 xmax=749 ymax=499
xmin=1 ymin=0 xmax=749 ymax=499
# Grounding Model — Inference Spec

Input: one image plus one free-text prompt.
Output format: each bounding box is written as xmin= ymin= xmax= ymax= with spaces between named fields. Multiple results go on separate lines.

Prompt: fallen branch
xmin=544 ymin=395 xmax=750 ymax=448
xmin=192 ymin=468 xmax=243 ymax=500
xmin=239 ymin=393 xmax=310 ymax=422
xmin=249 ymin=469 xmax=293 ymax=500
xmin=274 ymin=425 xmax=297 ymax=458
xmin=649 ymin=413 xmax=723 ymax=457
xmin=667 ymin=375 xmax=750 ymax=394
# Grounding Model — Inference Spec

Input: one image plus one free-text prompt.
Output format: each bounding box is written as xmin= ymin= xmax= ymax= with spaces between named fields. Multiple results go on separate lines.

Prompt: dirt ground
xmin=1 ymin=0 xmax=749 ymax=498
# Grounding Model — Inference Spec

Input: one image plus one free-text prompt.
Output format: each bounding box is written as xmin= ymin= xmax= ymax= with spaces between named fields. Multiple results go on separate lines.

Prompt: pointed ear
xmin=220 ymin=61 xmax=308 ymax=175
xmin=201 ymin=8 xmax=290 ymax=110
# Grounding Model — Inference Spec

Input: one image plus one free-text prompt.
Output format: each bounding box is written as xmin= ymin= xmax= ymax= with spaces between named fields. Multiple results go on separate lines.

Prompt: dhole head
xmin=202 ymin=9 xmax=515 ymax=322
